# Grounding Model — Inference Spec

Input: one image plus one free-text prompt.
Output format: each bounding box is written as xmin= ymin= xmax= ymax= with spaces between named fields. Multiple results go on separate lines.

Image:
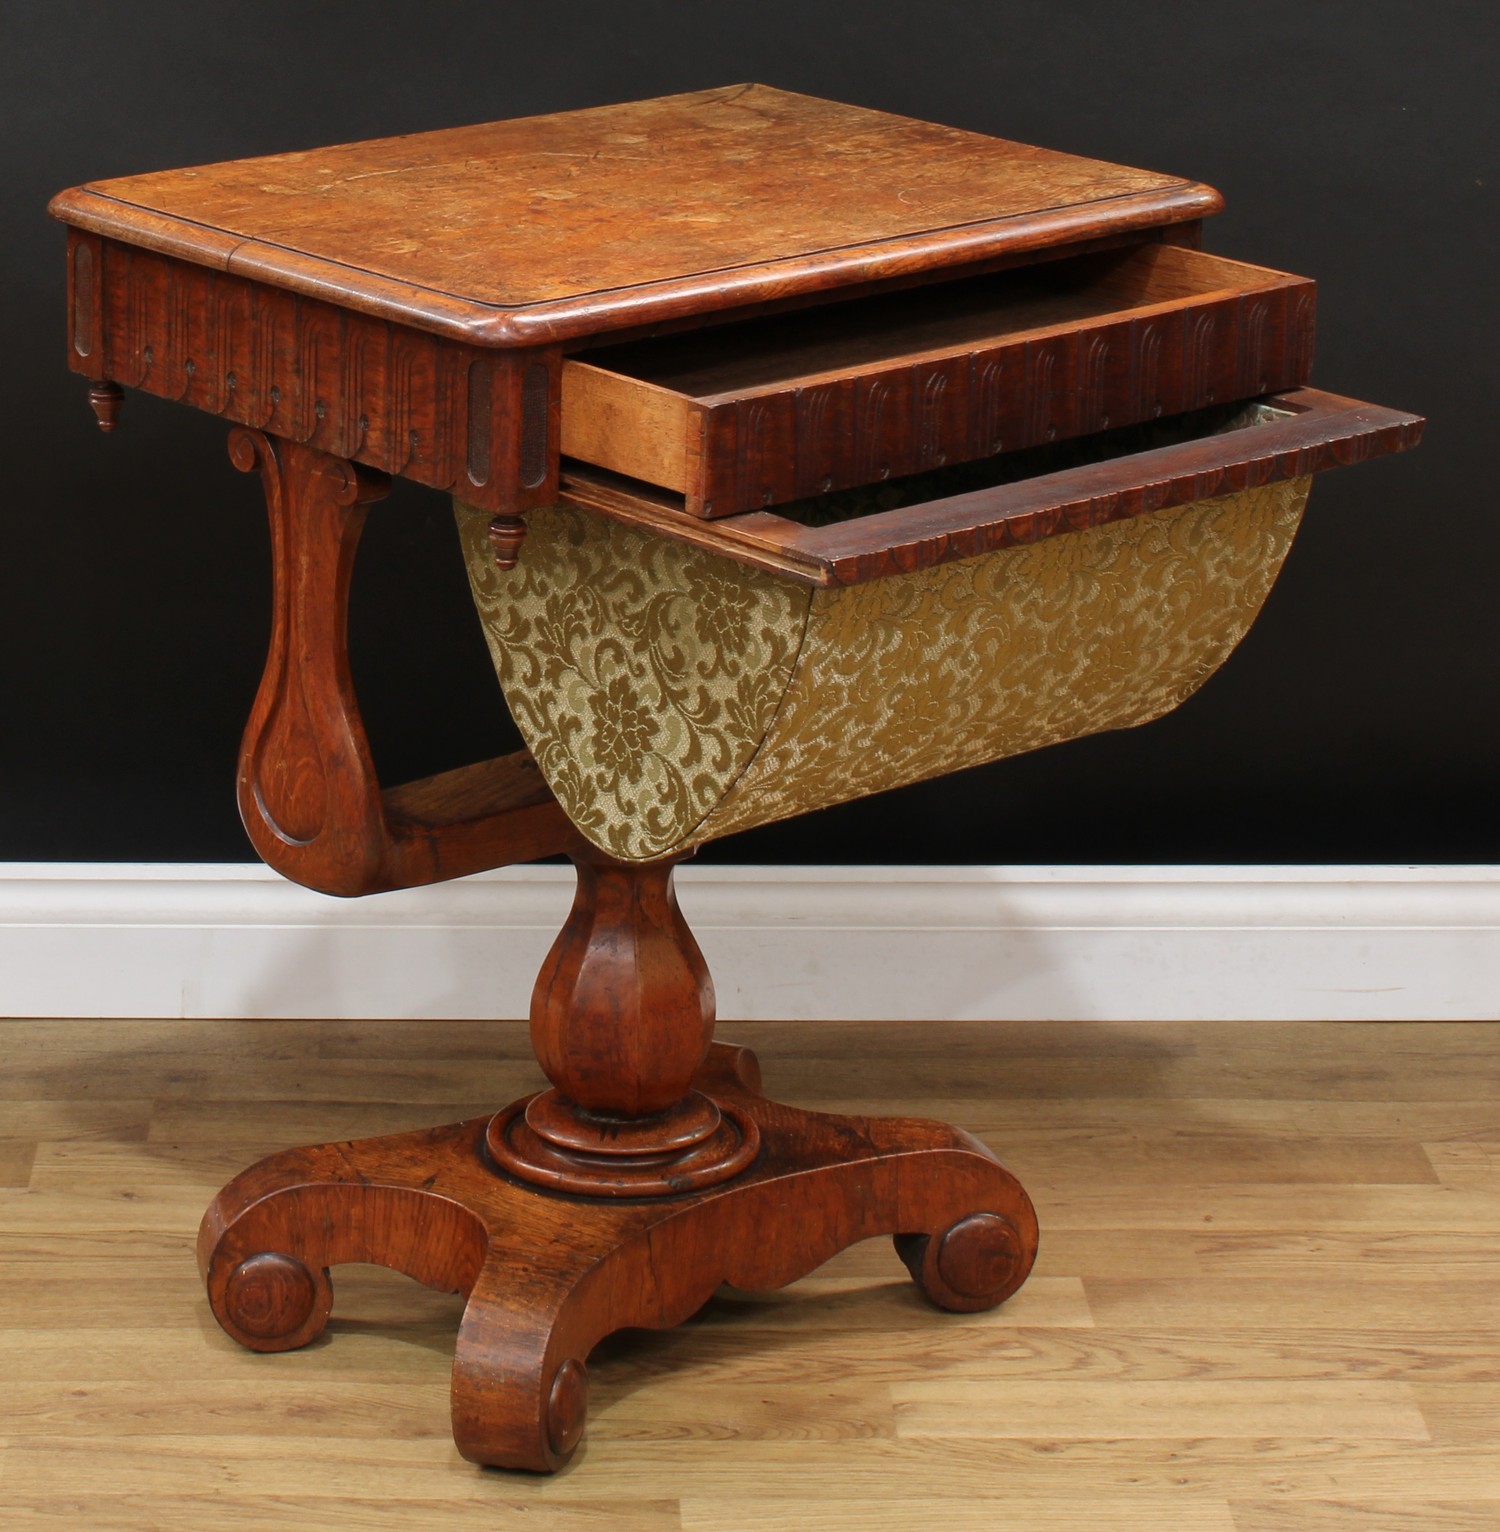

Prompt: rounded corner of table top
xmin=46 ymin=90 xmax=1234 ymax=349
xmin=47 ymin=183 xmax=89 ymax=225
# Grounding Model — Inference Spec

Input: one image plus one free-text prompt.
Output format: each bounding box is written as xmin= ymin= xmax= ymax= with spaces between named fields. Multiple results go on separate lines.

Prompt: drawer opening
xmin=573 ymin=247 xmax=1288 ymax=397
xmin=559 ymin=387 xmax=1421 ymax=588
xmin=562 ymin=398 xmax=1296 ymax=529
xmin=770 ymin=399 xmax=1296 ymax=528
xmin=560 ymin=242 xmax=1315 ymax=517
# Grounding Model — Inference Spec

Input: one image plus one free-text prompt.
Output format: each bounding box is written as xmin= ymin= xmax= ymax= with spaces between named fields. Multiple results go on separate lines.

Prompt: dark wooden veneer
xmin=564 ymin=243 xmax=1316 ymax=517
xmin=561 ymin=389 xmax=1424 ymax=587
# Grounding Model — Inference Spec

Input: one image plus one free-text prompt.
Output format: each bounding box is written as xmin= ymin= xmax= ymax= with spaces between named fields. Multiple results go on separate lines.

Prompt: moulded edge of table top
xmin=48 ymin=187 xmax=1222 ymax=350
xmin=47 ymin=85 xmax=1223 ymax=348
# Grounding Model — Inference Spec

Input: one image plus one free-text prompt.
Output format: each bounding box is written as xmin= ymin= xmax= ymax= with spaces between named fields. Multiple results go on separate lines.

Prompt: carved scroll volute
xmin=229 ymin=428 xmax=392 ymax=896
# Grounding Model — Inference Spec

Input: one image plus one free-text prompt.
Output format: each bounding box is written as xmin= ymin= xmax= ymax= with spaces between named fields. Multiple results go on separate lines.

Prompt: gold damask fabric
xmin=456 ymin=477 xmax=1309 ymax=862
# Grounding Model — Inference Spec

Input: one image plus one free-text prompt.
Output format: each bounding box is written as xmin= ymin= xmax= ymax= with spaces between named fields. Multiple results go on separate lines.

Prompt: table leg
xmin=199 ymin=857 xmax=1038 ymax=1471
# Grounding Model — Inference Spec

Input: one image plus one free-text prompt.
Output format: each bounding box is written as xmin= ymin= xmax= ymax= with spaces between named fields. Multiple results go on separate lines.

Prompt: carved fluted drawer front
xmin=462 ymin=390 xmax=1420 ymax=862
xmin=559 ymin=243 xmax=1316 ymax=519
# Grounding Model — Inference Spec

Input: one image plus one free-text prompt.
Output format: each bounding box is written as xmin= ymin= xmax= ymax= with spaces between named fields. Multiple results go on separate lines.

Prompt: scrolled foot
xmin=896 ymin=1210 xmax=1035 ymax=1314
xmin=213 ymin=1249 xmax=333 ymax=1352
xmin=547 ymin=1358 xmax=589 ymax=1460
xmin=450 ymin=1249 xmax=599 ymax=1472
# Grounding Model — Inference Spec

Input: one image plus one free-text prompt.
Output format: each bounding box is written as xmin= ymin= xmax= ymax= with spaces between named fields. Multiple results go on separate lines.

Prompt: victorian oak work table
xmin=51 ymin=85 xmax=1422 ymax=1471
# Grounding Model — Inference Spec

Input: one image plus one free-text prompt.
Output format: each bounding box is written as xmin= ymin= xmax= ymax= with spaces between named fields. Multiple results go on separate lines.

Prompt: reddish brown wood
xmin=487 ymin=855 xmax=759 ymax=1198
xmin=562 ymin=225 xmax=1196 ymax=357
xmin=896 ymin=1211 xmax=1033 ymax=1314
xmin=68 ymin=228 xmax=107 ymax=380
xmin=220 ymin=1253 xmax=326 ymax=1344
xmin=86 ymin=379 xmax=123 ymax=431
xmin=56 ymin=86 xmax=1421 ymax=1479
xmin=485 ymin=514 xmax=528 ymax=571
xmin=230 ymin=427 xmax=583 ymax=896
xmin=231 ymin=427 xmax=392 ymax=896
xmin=532 ymin=855 xmax=712 ymax=1116
xmin=200 ymin=1040 xmax=1038 ymax=1471
xmin=50 ymin=85 xmax=1219 ymax=347
xmin=566 ymin=243 xmax=1317 ymax=517
xmin=560 ymin=388 xmax=1425 ymax=588
xmin=1159 ymin=220 xmax=1205 ymax=250
xmin=61 ymin=235 xmax=559 ymax=514
xmin=802 ymin=388 xmax=1424 ymax=586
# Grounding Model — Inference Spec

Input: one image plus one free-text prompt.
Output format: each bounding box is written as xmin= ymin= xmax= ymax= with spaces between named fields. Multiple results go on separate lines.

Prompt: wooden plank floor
xmin=2 ymin=1018 xmax=1498 ymax=1530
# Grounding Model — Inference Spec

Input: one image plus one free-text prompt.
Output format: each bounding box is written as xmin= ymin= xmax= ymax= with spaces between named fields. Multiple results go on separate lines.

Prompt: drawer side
xmin=560 ymin=364 xmax=694 ymax=495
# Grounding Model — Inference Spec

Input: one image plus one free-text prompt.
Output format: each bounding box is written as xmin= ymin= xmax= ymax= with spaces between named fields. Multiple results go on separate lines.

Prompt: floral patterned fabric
xmin=456 ymin=476 xmax=1308 ymax=862
xmin=456 ymin=501 xmax=811 ymax=857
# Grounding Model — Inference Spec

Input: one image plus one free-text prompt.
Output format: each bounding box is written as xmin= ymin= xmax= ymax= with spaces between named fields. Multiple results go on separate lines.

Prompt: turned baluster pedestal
xmin=190 ymin=429 xmax=1036 ymax=1471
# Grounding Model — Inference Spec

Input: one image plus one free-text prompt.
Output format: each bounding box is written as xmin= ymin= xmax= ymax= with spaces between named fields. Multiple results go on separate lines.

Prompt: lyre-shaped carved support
xmin=230 ymin=428 xmax=390 ymax=892
xmin=230 ymin=428 xmax=584 ymax=896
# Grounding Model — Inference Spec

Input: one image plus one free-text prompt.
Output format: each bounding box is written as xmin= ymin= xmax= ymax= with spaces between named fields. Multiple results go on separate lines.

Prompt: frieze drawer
xmin=560 ymin=242 xmax=1317 ymax=519
xmin=558 ymin=389 xmax=1422 ymax=587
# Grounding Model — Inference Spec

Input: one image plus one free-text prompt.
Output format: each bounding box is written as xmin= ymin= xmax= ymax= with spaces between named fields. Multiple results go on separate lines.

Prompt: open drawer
xmin=560 ymin=242 xmax=1318 ymax=519
xmin=457 ymin=386 xmax=1421 ymax=864
xmin=557 ymin=387 xmax=1424 ymax=586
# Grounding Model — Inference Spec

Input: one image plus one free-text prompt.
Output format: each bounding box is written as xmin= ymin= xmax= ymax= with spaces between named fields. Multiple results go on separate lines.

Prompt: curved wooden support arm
xmin=231 ymin=428 xmax=584 ymax=896
xmin=232 ymin=428 xmax=388 ymax=892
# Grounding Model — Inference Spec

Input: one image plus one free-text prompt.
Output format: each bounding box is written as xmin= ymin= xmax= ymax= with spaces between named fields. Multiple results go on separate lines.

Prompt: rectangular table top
xmin=50 ymin=85 xmax=1218 ymax=346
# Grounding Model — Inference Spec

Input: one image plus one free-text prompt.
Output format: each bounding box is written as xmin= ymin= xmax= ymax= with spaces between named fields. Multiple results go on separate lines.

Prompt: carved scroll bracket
xmin=230 ymin=428 xmax=583 ymax=897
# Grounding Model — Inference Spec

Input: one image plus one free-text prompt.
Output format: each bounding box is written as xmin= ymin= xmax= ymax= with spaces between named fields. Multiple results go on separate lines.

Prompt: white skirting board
xmin=0 ymin=862 xmax=1494 ymax=1023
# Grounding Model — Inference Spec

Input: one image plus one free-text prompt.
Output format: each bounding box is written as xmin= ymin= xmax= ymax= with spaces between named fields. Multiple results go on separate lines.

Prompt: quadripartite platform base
xmin=199 ymin=1042 xmax=1038 ymax=1472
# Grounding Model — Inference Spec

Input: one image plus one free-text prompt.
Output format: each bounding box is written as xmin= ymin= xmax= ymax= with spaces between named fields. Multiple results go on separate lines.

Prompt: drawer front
xmin=560 ymin=243 xmax=1317 ymax=518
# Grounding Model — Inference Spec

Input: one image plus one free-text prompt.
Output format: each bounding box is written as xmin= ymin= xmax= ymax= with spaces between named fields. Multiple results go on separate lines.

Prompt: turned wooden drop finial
xmin=88 ymin=380 xmax=124 ymax=432
xmin=487 ymin=514 xmax=528 ymax=570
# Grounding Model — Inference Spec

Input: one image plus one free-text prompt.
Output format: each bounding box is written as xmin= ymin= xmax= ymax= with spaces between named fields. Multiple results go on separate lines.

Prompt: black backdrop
xmin=2 ymin=1 xmax=1494 ymax=865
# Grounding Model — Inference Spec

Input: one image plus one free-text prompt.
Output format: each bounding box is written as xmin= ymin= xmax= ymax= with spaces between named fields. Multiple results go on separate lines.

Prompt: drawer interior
xmin=561 ymin=242 xmax=1316 ymax=517
xmin=572 ymin=248 xmax=1280 ymax=397
xmin=769 ymin=399 xmax=1294 ymax=527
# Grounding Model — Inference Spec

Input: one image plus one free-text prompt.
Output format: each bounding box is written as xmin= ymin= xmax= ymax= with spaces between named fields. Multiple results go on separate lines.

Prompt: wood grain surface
xmin=62 ymin=232 xmax=564 ymax=516
xmin=224 ymin=428 xmax=584 ymax=896
xmin=560 ymin=389 xmax=1424 ymax=586
xmin=4 ymin=1016 xmax=1497 ymax=1527
xmin=562 ymin=244 xmax=1316 ymax=516
xmin=50 ymin=85 xmax=1219 ymax=344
